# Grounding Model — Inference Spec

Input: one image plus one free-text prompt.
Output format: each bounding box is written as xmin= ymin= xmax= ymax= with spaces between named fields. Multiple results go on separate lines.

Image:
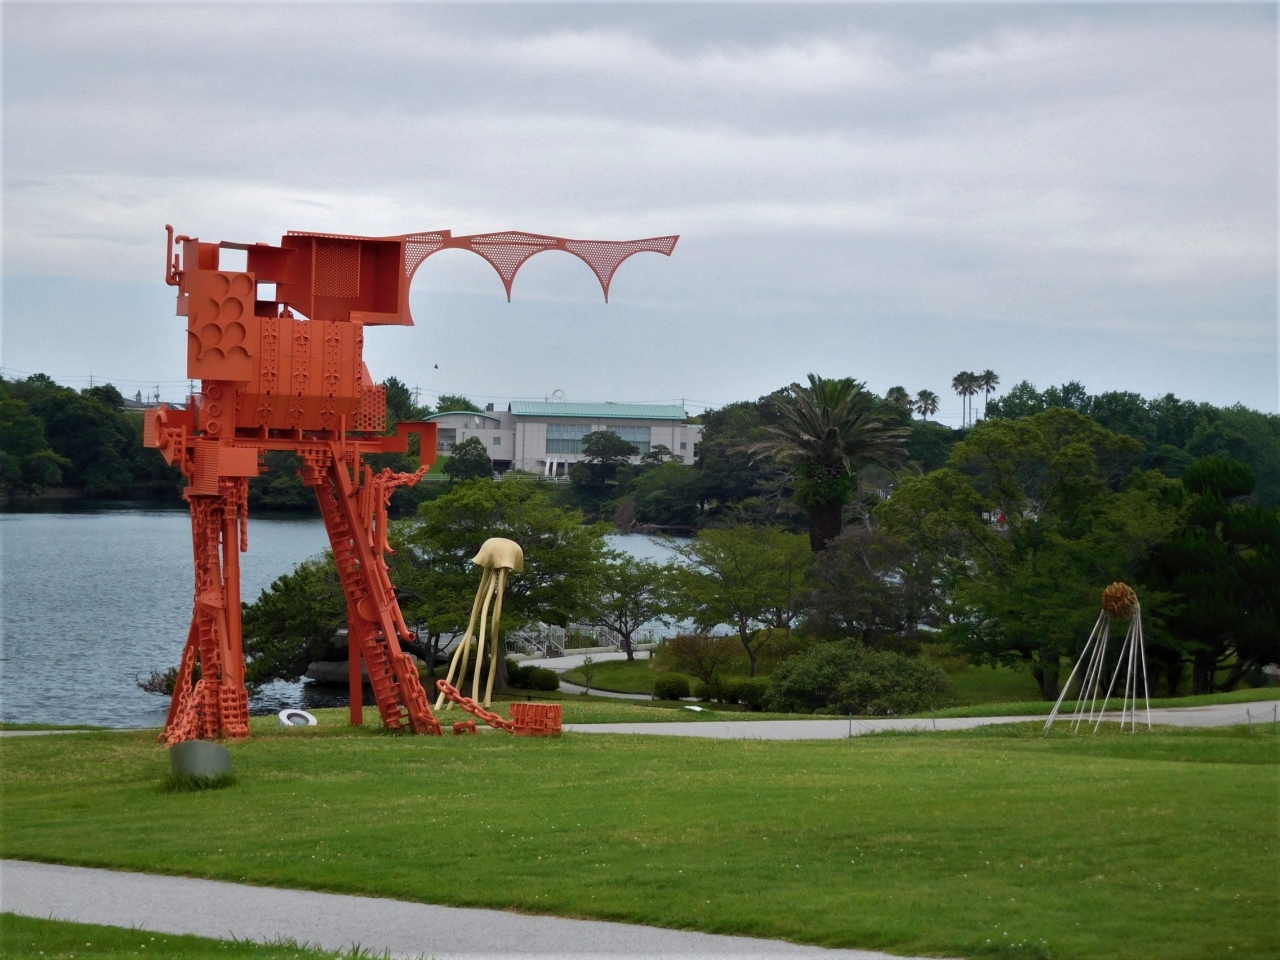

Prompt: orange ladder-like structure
xmin=147 ymin=225 xmax=676 ymax=744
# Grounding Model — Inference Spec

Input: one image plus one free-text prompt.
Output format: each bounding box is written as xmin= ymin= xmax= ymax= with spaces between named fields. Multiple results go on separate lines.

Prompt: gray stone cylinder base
xmin=169 ymin=740 xmax=232 ymax=779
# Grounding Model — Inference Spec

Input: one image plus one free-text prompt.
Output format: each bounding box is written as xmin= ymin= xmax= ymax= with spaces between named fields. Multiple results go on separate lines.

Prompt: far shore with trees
xmin=6 ymin=369 xmax=1275 ymax=707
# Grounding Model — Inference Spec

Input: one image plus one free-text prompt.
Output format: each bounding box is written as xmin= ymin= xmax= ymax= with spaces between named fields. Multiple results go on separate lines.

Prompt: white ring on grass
xmin=278 ymin=709 xmax=318 ymax=727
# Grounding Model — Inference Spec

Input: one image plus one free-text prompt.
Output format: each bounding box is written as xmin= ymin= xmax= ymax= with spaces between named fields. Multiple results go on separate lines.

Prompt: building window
xmin=680 ymin=442 xmax=687 ymax=450
xmin=437 ymin=427 xmax=457 ymax=452
xmin=492 ymin=436 xmax=501 ymax=446
xmin=546 ymin=423 xmax=591 ymax=455
xmin=608 ymin=425 xmax=651 ymax=455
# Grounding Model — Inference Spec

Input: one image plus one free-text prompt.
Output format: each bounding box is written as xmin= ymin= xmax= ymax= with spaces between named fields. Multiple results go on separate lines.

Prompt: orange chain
xmin=434 ymin=679 xmax=515 ymax=732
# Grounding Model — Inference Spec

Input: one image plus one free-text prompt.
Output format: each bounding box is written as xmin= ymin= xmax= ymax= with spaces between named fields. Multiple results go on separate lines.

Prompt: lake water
xmin=0 ymin=503 xmax=677 ymax=727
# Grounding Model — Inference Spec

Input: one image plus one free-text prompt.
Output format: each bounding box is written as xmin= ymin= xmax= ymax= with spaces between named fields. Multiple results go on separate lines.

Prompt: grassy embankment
xmin=3 ymin=716 xmax=1276 ymax=960
xmin=561 ymin=654 xmax=1046 ymax=701
xmin=560 ymin=653 xmax=1279 ymax=713
xmin=0 ymin=913 xmax=355 ymax=960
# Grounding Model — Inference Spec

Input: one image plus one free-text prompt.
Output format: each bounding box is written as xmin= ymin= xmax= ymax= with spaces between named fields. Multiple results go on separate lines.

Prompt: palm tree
xmin=978 ymin=369 xmax=1000 ymax=420
xmin=952 ymin=371 xmax=979 ymax=427
xmin=885 ymin=385 xmax=912 ymax=411
xmin=754 ymin=374 xmax=910 ymax=551
xmin=914 ymin=389 xmax=939 ymax=420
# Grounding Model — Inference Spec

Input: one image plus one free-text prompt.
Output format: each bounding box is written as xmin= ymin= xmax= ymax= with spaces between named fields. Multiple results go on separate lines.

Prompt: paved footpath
xmin=565 ymin=699 xmax=1280 ymax=740
xmin=1 ymin=860 xmax=943 ymax=960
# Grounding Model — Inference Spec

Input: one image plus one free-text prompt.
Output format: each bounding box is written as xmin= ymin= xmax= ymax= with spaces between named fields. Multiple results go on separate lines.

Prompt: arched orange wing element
xmin=404 ymin=230 xmax=679 ymax=302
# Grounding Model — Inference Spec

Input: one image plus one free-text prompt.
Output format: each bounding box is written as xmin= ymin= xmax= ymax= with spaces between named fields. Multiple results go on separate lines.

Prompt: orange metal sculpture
xmin=148 ymin=226 xmax=676 ymax=744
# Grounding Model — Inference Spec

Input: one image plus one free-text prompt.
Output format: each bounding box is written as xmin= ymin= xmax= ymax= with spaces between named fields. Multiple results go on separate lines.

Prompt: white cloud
xmin=2 ymin=4 xmax=1275 ymax=411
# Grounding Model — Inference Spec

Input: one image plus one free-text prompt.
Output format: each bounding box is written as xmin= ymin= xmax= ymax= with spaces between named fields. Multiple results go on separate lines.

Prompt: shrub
xmin=653 ymin=674 xmax=691 ymax=701
xmin=522 ymin=666 xmax=561 ymax=691
xmin=769 ymin=641 xmax=949 ymax=716
xmin=504 ymin=658 xmax=561 ymax=692
xmin=736 ymin=677 xmax=771 ymax=712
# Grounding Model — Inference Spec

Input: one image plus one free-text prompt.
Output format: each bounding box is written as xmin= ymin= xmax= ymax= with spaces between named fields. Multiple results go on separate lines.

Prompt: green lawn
xmin=2 ymin=720 xmax=1276 ymax=959
xmin=560 ymin=648 xmax=1046 ymax=704
xmin=560 ymin=649 xmax=1044 ymax=704
xmin=495 ymin=693 xmax=812 ymax=722
xmin=561 ymin=657 xmax=662 ymax=693
xmin=0 ymin=913 xmax=355 ymax=959
xmin=940 ymin=662 xmax=1043 ymax=704
xmin=922 ymin=687 xmax=1280 ymax=719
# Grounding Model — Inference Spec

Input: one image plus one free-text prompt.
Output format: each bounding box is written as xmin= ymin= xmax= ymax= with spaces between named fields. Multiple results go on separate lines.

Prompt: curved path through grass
xmin=3 ymin=860 xmax=940 ymax=960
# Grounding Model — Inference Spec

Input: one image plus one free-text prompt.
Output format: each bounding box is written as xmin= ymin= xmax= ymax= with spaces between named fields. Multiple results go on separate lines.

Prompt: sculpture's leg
xmin=482 ymin=568 xmax=508 ymax=709
xmin=348 ymin=599 xmax=363 ymax=726
xmin=165 ymin=489 xmax=250 ymax=744
xmin=466 ymin=572 xmax=499 ymax=702
xmin=435 ymin=569 xmax=491 ymax=711
xmin=160 ymin=622 xmax=199 ymax=743
xmin=305 ymin=447 xmax=440 ymax=735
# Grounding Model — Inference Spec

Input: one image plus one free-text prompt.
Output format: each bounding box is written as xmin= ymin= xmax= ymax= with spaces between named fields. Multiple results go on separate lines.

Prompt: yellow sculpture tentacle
xmin=471 ymin=572 xmax=499 ymax=702
xmin=436 ymin=567 xmax=493 ymax=711
xmin=483 ymin=568 xmax=509 ymax=708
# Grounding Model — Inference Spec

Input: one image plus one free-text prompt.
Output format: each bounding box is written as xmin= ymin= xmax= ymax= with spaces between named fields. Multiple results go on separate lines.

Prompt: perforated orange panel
xmin=466 ymin=232 xmax=559 ymax=301
xmin=404 ymin=233 xmax=447 ymax=278
xmin=564 ymin=236 xmax=680 ymax=301
xmin=314 ymin=239 xmax=361 ymax=297
xmin=352 ymin=384 xmax=387 ymax=433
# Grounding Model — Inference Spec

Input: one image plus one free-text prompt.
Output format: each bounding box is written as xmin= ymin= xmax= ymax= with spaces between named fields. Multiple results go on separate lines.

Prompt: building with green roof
xmin=428 ymin=400 xmax=702 ymax=476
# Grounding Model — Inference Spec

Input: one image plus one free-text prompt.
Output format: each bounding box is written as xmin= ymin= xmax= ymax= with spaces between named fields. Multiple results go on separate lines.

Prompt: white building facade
xmin=427 ymin=401 xmax=703 ymax=476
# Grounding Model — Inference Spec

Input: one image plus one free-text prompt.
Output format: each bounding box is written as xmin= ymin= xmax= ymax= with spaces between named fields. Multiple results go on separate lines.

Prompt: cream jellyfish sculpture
xmin=431 ymin=537 xmax=560 ymax=736
xmin=1044 ymin=582 xmax=1152 ymax=736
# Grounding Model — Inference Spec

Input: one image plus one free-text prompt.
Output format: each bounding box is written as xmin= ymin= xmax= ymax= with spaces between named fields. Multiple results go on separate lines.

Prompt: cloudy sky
xmin=3 ymin=2 xmax=1276 ymax=420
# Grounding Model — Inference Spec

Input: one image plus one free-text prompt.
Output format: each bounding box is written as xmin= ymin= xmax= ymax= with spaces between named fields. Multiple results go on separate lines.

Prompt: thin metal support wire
xmin=1123 ymin=619 xmax=1137 ymax=731
xmin=1136 ymin=606 xmax=1152 ymax=730
xmin=1092 ymin=607 xmax=1152 ymax=734
xmin=1093 ymin=626 xmax=1132 ymax=734
xmin=1074 ymin=614 xmax=1112 ymax=733
xmin=1045 ymin=611 xmax=1107 ymax=736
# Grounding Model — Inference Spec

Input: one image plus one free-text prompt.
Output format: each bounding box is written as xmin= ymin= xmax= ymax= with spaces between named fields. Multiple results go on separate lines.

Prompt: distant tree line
xmin=0 ymin=375 xmax=181 ymax=498
xmin=14 ymin=368 xmax=1272 ymax=703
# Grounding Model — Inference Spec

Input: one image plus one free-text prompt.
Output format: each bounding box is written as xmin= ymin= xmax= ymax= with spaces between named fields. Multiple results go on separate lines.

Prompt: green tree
xmin=913 ymin=390 xmax=940 ymax=420
xmin=567 ymin=430 xmax=638 ymax=517
xmin=248 ymin=451 xmax=315 ymax=512
xmin=578 ymin=552 xmax=674 ymax=660
xmin=0 ymin=386 xmax=68 ymax=494
xmin=435 ymin=393 xmax=481 ymax=413
xmin=623 ymin=460 xmax=707 ymax=529
xmin=8 ymin=375 xmax=142 ymax=497
xmin=800 ymin=527 xmax=940 ymax=648
xmin=754 ymin=375 xmax=910 ymax=551
xmin=383 ymin=376 xmax=422 ymax=428
xmin=885 ymin=386 xmax=912 ymax=411
xmin=671 ymin=525 xmax=812 ymax=676
xmin=693 ymin=399 xmax=794 ymax=526
xmin=241 ymin=554 xmax=347 ymax=684
xmin=978 ymin=370 xmax=1000 ymax=419
xmin=1151 ymin=456 xmax=1280 ymax=693
xmin=662 ymin=633 xmax=739 ymax=685
xmin=443 ymin=436 xmax=493 ymax=481
xmin=879 ymin=410 xmax=1178 ymax=700
xmin=394 ymin=478 xmax=608 ymax=686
